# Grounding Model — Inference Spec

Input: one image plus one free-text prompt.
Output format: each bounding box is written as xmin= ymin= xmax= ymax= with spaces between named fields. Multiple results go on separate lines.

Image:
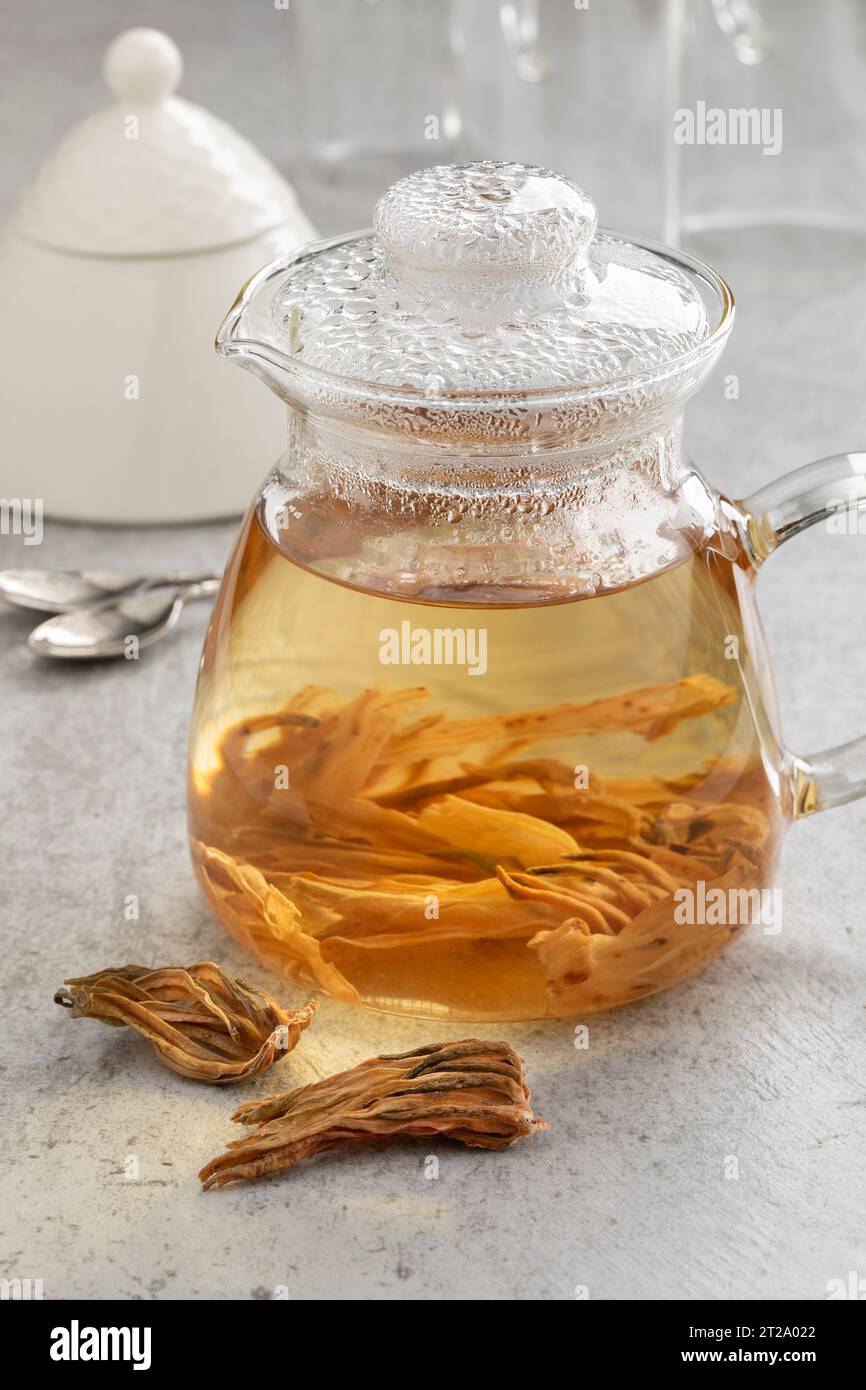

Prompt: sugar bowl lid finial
xmin=102 ymin=27 xmax=183 ymax=105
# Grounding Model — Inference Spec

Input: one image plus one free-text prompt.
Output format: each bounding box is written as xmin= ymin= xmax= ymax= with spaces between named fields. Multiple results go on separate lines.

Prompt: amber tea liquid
xmin=189 ymin=491 xmax=784 ymax=1020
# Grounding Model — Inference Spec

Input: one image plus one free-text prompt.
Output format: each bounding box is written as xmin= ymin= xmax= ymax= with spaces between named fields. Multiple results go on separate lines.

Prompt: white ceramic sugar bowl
xmin=0 ymin=28 xmax=316 ymax=523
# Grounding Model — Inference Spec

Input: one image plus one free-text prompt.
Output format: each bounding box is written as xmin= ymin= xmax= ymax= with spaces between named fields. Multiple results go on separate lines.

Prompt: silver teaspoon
xmin=0 ymin=567 xmax=220 ymax=614
xmin=27 ymin=579 xmax=221 ymax=660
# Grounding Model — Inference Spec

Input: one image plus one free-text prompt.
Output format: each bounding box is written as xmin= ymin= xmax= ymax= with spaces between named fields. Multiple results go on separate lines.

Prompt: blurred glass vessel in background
xmin=454 ymin=0 xmax=675 ymax=240
xmin=667 ymin=0 xmax=866 ymax=278
xmin=283 ymin=0 xmax=462 ymax=234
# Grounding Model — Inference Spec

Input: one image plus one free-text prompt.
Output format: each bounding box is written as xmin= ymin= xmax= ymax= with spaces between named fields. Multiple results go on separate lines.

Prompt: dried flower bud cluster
xmin=199 ymin=1038 xmax=545 ymax=1190
xmin=54 ymin=961 xmax=317 ymax=1084
xmin=189 ymin=672 xmax=773 ymax=1016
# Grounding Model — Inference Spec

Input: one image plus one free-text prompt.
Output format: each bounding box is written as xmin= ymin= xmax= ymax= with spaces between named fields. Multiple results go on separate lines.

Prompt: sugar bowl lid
xmin=11 ymin=28 xmax=301 ymax=257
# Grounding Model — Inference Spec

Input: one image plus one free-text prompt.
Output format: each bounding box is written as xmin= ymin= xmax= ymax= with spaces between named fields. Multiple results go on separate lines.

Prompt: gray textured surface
xmin=2 ymin=1 xmax=866 ymax=1303
xmin=2 ymin=340 xmax=865 ymax=1303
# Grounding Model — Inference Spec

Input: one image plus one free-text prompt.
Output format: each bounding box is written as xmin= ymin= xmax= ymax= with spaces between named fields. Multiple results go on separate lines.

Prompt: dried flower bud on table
xmin=54 ymin=962 xmax=317 ymax=1083
xmin=199 ymin=1038 xmax=545 ymax=1189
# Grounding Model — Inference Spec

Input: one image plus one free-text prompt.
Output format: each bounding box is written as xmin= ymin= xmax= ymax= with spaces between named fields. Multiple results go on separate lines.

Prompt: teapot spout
xmin=215 ymin=234 xmax=358 ymax=407
xmin=215 ymin=330 xmax=296 ymax=404
xmin=215 ymin=263 xmax=297 ymax=404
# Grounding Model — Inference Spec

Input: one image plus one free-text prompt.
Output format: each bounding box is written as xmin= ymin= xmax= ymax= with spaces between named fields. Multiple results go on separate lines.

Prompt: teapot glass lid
xmin=271 ymin=162 xmax=714 ymax=392
xmin=219 ymin=161 xmax=733 ymax=440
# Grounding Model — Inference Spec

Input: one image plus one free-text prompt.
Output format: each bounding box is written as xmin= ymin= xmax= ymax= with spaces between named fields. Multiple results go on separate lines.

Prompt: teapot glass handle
xmin=734 ymin=451 xmax=866 ymax=817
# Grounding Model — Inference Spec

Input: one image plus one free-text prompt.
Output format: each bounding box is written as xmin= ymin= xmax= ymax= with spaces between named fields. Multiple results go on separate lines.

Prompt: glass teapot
xmin=188 ymin=162 xmax=866 ymax=1021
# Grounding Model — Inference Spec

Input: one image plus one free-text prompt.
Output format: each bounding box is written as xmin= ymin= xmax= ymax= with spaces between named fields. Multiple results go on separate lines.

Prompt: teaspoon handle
xmin=175 ymin=577 xmax=222 ymax=604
